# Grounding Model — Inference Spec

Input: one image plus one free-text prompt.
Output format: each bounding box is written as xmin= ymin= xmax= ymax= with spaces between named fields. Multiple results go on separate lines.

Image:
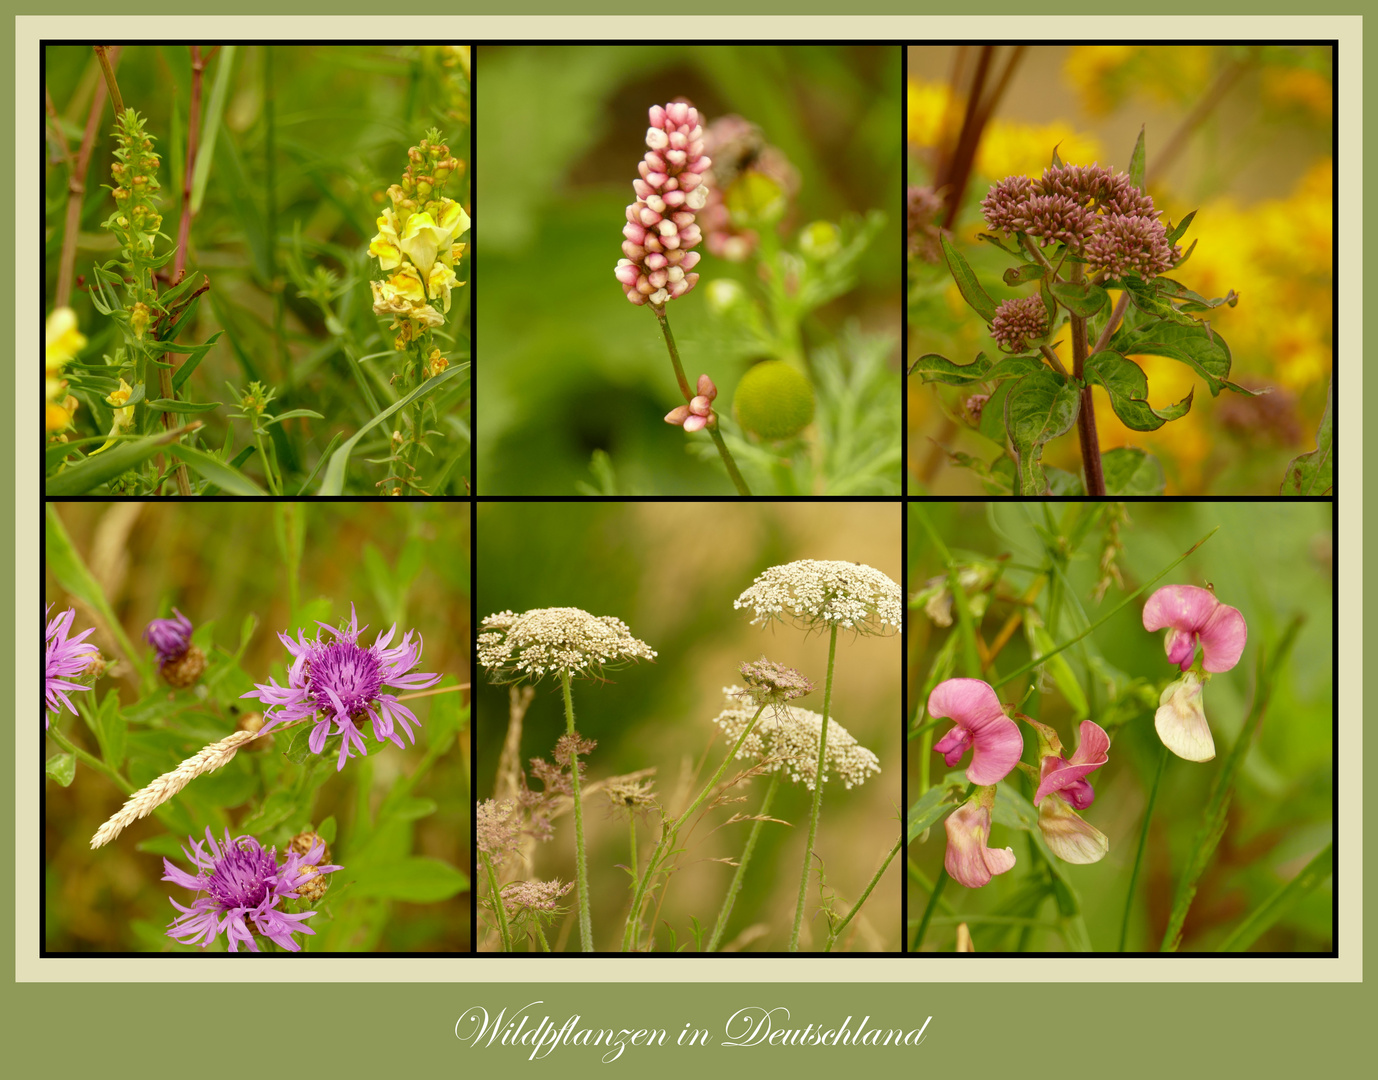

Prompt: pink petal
xmin=1034 ymin=720 xmax=1110 ymax=808
xmin=927 ymin=678 xmax=1023 ymax=785
xmin=1142 ymin=585 xmax=1247 ymax=673
xmin=943 ymin=800 xmax=1015 ymax=889
xmin=664 ymin=405 xmax=692 ymax=425
xmin=682 ymin=414 xmax=708 ymax=433
xmin=1154 ymin=671 xmax=1215 ymax=762
xmin=696 ymin=373 xmax=717 ymax=399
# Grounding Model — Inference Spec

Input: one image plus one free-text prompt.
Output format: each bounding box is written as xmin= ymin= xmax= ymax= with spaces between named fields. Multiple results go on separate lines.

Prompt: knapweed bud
xmin=287 ymin=832 xmax=333 ymax=903
xmin=144 ymin=608 xmax=206 ymax=689
xmin=733 ymin=360 xmax=814 ymax=440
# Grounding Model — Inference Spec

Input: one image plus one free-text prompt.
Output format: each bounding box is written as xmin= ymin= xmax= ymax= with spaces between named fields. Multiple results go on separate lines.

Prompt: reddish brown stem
xmin=173 ymin=46 xmax=204 ymax=280
xmin=1070 ymin=310 xmax=1106 ymax=496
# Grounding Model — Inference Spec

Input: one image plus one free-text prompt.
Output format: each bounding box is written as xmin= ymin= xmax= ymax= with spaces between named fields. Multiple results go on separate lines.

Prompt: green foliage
xmin=1282 ymin=379 xmax=1333 ymax=494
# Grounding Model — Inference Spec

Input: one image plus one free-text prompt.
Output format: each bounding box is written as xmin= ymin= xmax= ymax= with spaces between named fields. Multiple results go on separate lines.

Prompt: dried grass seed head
xmin=713 ymin=688 xmax=881 ymax=791
xmin=734 ymin=559 xmax=902 ymax=635
xmin=477 ymin=607 xmax=657 ymax=683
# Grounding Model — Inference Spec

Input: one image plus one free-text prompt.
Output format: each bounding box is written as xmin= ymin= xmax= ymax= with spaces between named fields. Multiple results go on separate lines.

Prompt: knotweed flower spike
xmin=162 ymin=827 xmax=340 ymax=953
xmin=734 ymin=559 xmax=902 ymax=635
xmin=928 ymin=677 xmax=1023 ymax=786
xmin=712 ymin=689 xmax=880 ymax=791
xmin=477 ymin=607 xmax=656 ymax=684
xmin=615 ymin=102 xmax=709 ymax=307
xmin=944 ymin=787 xmax=1015 ymax=889
xmin=1143 ymin=585 xmax=1247 ymax=762
xmin=45 ymin=605 xmax=99 ymax=728
xmin=144 ymin=608 xmax=206 ymax=689
xmin=243 ymin=605 xmax=440 ymax=771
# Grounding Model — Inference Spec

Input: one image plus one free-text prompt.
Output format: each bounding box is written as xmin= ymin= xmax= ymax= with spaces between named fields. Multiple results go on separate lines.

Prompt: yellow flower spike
xmin=368 ymin=208 xmax=404 ymax=271
xmin=427 ymin=261 xmax=458 ymax=313
xmin=90 ymin=379 xmax=136 ymax=456
xmin=400 ymin=211 xmax=443 ymax=276
xmin=45 ymin=307 xmax=87 ymax=372
xmin=436 ymin=198 xmax=470 ymax=239
xmin=130 ymin=302 xmax=151 ymax=340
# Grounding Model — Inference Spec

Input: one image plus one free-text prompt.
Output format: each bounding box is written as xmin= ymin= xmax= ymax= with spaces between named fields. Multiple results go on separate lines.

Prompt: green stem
xmin=1119 ymin=742 xmax=1169 ymax=951
xmin=560 ymin=670 xmax=594 ymax=953
xmin=707 ymin=772 xmax=780 ymax=952
xmin=626 ymin=812 xmax=640 ymax=900
xmin=911 ymin=868 xmax=949 ymax=951
xmin=790 ymin=624 xmax=838 ymax=952
xmin=47 ymin=725 xmax=133 ymax=795
xmin=826 ymin=836 xmax=902 ymax=952
xmin=651 ymin=304 xmax=752 ymax=496
xmin=534 ymin=924 xmax=552 ymax=953
xmin=253 ymin=425 xmax=281 ymax=494
xmin=481 ymin=852 xmax=513 ymax=952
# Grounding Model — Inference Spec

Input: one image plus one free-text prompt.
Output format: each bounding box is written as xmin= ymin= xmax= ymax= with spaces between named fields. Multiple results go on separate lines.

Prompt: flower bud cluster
xmin=369 ymin=129 xmax=470 ymax=345
xmin=614 ymin=102 xmax=711 ymax=307
xmin=664 ymin=373 xmax=717 ymax=432
xmin=990 ymin=295 xmax=1049 ymax=352
xmin=980 ymin=161 xmax=1178 ymax=279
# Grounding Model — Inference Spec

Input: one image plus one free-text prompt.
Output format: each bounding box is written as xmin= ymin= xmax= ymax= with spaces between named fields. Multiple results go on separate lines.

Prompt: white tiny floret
xmin=646 ymin=127 xmax=670 ymax=151
xmin=713 ymin=688 xmax=880 ymax=791
xmin=734 ymin=559 xmax=902 ymax=635
xmin=477 ymin=607 xmax=656 ymax=684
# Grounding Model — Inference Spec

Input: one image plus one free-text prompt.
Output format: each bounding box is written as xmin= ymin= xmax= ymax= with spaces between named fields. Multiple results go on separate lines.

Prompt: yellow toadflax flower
xmin=90 ymin=379 xmax=136 ymax=455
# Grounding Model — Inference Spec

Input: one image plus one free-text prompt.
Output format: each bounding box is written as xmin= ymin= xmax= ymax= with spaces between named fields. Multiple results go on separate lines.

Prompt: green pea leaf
xmin=907 ymin=780 xmax=966 ymax=844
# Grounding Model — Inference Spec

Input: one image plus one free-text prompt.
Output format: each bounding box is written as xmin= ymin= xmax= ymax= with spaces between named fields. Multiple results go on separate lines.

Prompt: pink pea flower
xmin=1032 ymin=719 xmax=1110 ymax=810
xmin=929 ymin=677 xmax=1023 ymax=785
xmin=665 ymin=374 xmax=717 ymax=433
xmin=1142 ymin=584 xmax=1247 ymax=673
xmin=1037 ymin=794 xmax=1109 ymax=865
xmin=944 ymin=787 xmax=1015 ymax=888
xmin=1155 ymin=670 xmax=1215 ymax=762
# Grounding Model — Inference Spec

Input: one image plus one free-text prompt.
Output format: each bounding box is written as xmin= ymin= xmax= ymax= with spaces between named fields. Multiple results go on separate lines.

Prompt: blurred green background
xmin=45 ymin=45 xmax=471 ymax=494
xmin=44 ymin=501 xmax=470 ymax=952
xmin=907 ymin=502 xmax=1332 ymax=952
xmin=477 ymin=44 xmax=902 ymax=494
xmin=908 ymin=45 xmax=1333 ymax=494
xmin=476 ymin=502 xmax=901 ymax=951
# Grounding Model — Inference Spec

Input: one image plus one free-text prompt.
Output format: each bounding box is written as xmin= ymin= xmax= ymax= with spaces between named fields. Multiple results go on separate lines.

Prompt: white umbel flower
xmin=712 ymin=688 xmax=881 ymax=791
xmin=734 ymin=559 xmax=902 ymax=635
xmin=477 ymin=607 xmax=656 ymax=683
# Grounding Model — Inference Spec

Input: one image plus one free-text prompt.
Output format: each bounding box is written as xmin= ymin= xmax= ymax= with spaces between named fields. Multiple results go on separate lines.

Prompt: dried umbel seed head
xmin=733 ymin=360 xmax=815 ymax=440
xmin=737 ymin=657 xmax=814 ymax=706
xmin=990 ymin=296 xmax=1049 ymax=352
xmin=713 ymin=689 xmax=881 ymax=791
xmin=615 ymin=101 xmax=710 ymax=307
xmin=735 ymin=559 xmax=902 ymax=636
xmin=477 ymin=607 xmax=656 ymax=684
xmin=604 ymin=777 xmax=656 ymax=815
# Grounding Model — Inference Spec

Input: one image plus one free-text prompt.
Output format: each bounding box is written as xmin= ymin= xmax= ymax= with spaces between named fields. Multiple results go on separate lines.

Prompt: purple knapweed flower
xmin=989 ymin=295 xmax=1049 ymax=352
xmin=243 ymin=605 xmax=441 ymax=770
xmin=665 ymin=373 xmax=717 ymax=432
xmin=615 ymin=101 xmax=710 ymax=307
xmin=1032 ymin=719 xmax=1110 ymax=811
xmin=45 ymin=605 xmax=98 ymax=729
xmin=1142 ymin=584 xmax=1247 ymax=673
xmin=144 ymin=608 xmax=193 ymax=662
xmin=929 ymin=677 xmax=1023 ymax=786
xmin=944 ymin=788 xmax=1015 ymax=889
xmin=162 ymin=827 xmax=341 ymax=953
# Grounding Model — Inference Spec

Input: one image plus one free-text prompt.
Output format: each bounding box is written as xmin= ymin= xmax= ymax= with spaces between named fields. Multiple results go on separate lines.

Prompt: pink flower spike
xmin=1037 ymin=795 xmax=1109 ymax=865
xmin=1034 ymin=720 xmax=1110 ymax=809
xmin=1155 ymin=671 xmax=1215 ymax=762
xmin=928 ymin=677 xmax=1023 ymax=786
xmin=1142 ymin=584 xmax=1247 ymax=673
xmin=944 ymin=790 xmax=1016 ymax=889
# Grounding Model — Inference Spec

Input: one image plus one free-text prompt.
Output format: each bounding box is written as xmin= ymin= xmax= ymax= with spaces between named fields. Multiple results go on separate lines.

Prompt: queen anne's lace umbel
xmin=734 ymin=559 xmax=902 ymax=635
xmin=712 ymin=688 xmax=880 ymax=791
xmin=477 ymin=607 xmax=656 ymax=683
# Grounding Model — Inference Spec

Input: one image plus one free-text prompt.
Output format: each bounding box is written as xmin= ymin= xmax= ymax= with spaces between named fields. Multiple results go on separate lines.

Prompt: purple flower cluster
xmin=163 ymin=827 xmax=341 ymax=953
xmin=244 ymin=604 xmax=441 ymax=770
xmin=45 ymin=605 xmax=98 ymax=729
xmin=615 ymin=102 xmax=710 ymax=307
xmin=980 ymin=162 xmax=1177 ymax=279
xmin=990 ymin=295 xmax=1049 ymax=352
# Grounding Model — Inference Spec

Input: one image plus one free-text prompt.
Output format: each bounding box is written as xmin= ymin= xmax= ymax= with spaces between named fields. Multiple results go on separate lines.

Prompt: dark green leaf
xmin=1282 ymin=381 xmax=1333 ymax=494
xmin=978 ymin=381 xmax=1012 ymax=445
xmin=349 ymin=857 xmax=469 ymax=903
xmin=1003 ymin=263 xmax=1045 ymax=286
xmin=910 ymin=352 xmax=1044 ymax=387
xmin=1083 ymin=351 xmax=1193 ymax=431
xmin=1219 ymin=843 xmax=1333 ymax=952
xmin=46 ymin=753 xmax=76 ymax=787
xmin=1112 ymin=321 xmax=1235 ymax=396
xmin=983 ymin=453 xmax=1016 ymax=495
xmin=1166 ymin=210 xmax=1197 ymax=246
xmin=907 ymin=780 xmax=965 ymax=844
xmin=1045 ymin=466 xmax=1084 ymax=495
xmin=940 ymin=233 xmax=997 ymax=322
xmin=1004 ymin=370 xmax=1080 ymax=495
xmin=1127 ymin=125 xmax=1146 ymax=193
xmin=1050 ymin=280 xmax=1109 ymax=318
xmin=170 ymin=332 xmax=223 ymax=392
xmin=1101 ymin=447 xmax=1166 ymax=495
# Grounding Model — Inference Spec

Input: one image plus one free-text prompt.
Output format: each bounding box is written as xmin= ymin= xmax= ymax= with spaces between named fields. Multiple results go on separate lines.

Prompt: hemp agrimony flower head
xmin=143 ymin=608 xmax=206 ymax=689
xmin=369 ymin=129 xmax=469 ymax=348
xmin=243 ymin=604 xmax=441 ymax=771
xmin=735 ymin=657 xmax=814 ymax=707
xmin=712 ymin=688 xmax=880 ymax=791
xmin=735 ymin=559 xmax=902 ymax=636
xmin=45 ymin=605 xmax=99 ymax=728
xmin=162 ymin=827 xmax=341 ymax=953
xmin=990 ymin=295 xmax=1049 ymax=353
xmin=477 ymin=607 xmax=656 ymax=684
xmin=614 ymin=102 xmax=710 ymax=307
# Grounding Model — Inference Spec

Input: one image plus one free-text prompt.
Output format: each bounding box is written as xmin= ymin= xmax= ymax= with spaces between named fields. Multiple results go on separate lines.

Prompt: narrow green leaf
xmin=317 ymin=368 xmax=460 ymax=495
xmin=46 ymin=753 xmax=76 ymax=787
xmin=170 ymin=331 xmax=222 ymax=391
xmin=1083 ymin=351 xmax=1192 ymax=431
xmin=1166 ymin=210 xmax=1197 ymax=246
xmin=146 ymin=398 xmax=222 ymax=414
xmin=262 ymin=408 xmax=326 ymax=426
xmin=45 ymin=427 xmax=194 ymax=496
xmin=45 ymin=507 xmax=146 ymax=679
xmin=166 ymin=445 xmax=268 ymax=495
xmin=1127 ymin=125 xmax=1146 ymax=193
xmin=189 ymin=45 xmax=236 ymax=215
xmin=909 ymin=352 xmax=992 ymax=385
xmin=349 ymin=857 xmax=470 ymax=902
xmin=940 ymin=232 xmax=997 ymax=322
xmin=1219 ymin=844 xmax=1333 ymax=952
xmin=294 ymin=431 xmax=343 ymax=496
xmin=1004 ymin=370 xmax=1080 ymax=495
xmin=1282 ymin=380 xmax=1333 ymax=495
xmin=1030 ymin=626 xmax=1088 ymax=718
xmin=1101 ymin=447 xmax=1166 ymax=495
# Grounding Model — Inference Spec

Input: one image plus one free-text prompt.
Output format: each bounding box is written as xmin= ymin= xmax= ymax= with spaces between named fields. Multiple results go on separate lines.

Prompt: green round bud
xmin=734 ymin=361 xmax=815 ymax=440
xmin=798 ymin=220 xmax=841 ymax=261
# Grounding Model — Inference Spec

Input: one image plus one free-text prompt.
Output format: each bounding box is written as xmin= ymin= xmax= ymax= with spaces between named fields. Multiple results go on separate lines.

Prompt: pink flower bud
xmin=689 ymin=395 xmax=713 ymax=416
xmin=696 ymin=374 xmax=717 ymax=399
xmin=646 ymin=127 xmax=669 ymax=150
xmin=645 ymin=253 xmax=668 ymax=271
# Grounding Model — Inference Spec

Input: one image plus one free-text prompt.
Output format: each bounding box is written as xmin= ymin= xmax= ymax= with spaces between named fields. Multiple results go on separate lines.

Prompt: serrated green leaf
xmin=1112 ymin=321 xmax=1235 ymax=396
xmin=1050 ymin=280 xmax=1110 ymax=318
xmin=1282 ymin=382 xmax=1332 ymax=495
xmin=349 ymin=857 xmax=469 ymax=903
xmin=910 ymin=352 xmax=1045 ymax=388
xmin=940 ymin=233 xmax=997 ymax=322
xmin=1101 ymin=447 xmax=1166 ymax=495
xmin=46 ymin=753 xmax=76 ymax=787
xmin=1083 ymin=351 xmax=1192 ymax=431
xmin=1005 ymin=370 xmax=1080 ymax=495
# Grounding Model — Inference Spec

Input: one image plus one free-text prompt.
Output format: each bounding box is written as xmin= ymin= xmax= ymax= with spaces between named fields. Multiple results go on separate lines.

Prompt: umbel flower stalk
xmin=614 ymin=101 xmax=752 ymax=496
